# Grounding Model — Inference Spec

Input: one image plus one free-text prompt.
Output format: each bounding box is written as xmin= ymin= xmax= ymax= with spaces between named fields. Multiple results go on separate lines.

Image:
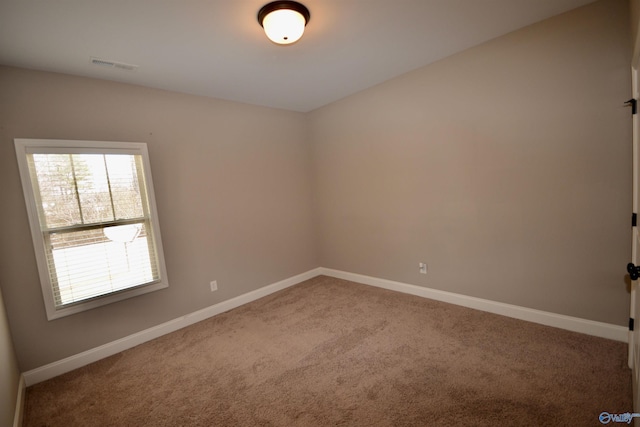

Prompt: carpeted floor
xmin=23 ymin=275 xmax=631 ymax=426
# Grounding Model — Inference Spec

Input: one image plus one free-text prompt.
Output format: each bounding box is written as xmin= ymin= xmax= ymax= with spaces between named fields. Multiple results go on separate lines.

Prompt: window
xmin=15 ymin=139 xmax=169 ymax=320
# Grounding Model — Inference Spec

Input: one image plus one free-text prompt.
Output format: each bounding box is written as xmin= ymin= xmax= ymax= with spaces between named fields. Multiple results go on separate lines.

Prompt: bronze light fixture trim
xmin=257 ymin=1 xmax=311 ymax=45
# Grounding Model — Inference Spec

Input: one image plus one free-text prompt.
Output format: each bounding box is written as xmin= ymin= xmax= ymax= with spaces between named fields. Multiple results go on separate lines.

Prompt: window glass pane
xmin=105 ymin=154 xmax=145 ymax=220
xmin=30 ymin=153 xmax=147 ymax=228
xmin=48 ymin=222 xmax=158 ymax=307
xmin=73 ymin=154 xmax=114 ymax=224
xmin=31 ymin=154 xmax=82 ymax=228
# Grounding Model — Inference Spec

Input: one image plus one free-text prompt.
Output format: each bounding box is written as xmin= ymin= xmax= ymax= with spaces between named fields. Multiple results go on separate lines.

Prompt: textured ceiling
xmin=0 ymin=0 xmax=597 ymax=112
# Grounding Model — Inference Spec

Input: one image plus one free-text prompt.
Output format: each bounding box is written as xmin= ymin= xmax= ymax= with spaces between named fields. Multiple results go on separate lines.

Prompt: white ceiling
xmin=0 ymin=0 xmax=597 ymax=112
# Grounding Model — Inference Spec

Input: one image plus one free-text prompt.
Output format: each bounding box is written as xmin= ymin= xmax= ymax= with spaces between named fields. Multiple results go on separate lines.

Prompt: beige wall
xmin=310 ymin=0 xmax=632 ymax=325
xmin=0 ymin=67 xmax=318 ymax=371
xmin=0 ymin=285 xmax=20 ymax=427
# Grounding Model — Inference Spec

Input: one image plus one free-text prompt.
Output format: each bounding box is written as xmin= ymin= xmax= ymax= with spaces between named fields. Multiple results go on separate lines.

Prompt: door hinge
xmin=631 ymin=318 xmax=635 ymax=332
xmin=626 ymin=99 xmax=637 ymax=115
xmin=633 ymin=213 xmax=637 ymax=227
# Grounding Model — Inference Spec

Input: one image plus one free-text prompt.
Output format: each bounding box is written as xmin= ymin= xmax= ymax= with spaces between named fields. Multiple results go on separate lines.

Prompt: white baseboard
xmin=13 ymin=375 xmax=25 ymax=427
xmin=23 ymin=268 xmax=322 ymax=386
xmin=320 ymin=268 xmax=628 ymax=343
xmin=22 ymin=266 xmax=627 ymax=387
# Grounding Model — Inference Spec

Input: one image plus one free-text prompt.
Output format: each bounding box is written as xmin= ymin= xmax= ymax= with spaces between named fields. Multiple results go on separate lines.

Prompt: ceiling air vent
xmin=90 ymin=57 xmax=138 ymax=71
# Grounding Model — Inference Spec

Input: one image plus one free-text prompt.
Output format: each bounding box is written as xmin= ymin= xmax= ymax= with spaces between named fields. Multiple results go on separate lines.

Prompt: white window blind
xmin=15 ymin=140 xmax=169 ymax=320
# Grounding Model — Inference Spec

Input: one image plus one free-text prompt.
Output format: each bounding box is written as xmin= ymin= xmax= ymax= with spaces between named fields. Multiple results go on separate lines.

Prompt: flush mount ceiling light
xmin=258 ymin=1 xmax=310 ymax=45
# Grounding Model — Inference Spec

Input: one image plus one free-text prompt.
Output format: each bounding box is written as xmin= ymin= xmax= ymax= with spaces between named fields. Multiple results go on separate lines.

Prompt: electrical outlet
xmin=419 ymin=262 xmax=427 ymax=274
xmin=210 ymin=280 xmax=218 ymax=292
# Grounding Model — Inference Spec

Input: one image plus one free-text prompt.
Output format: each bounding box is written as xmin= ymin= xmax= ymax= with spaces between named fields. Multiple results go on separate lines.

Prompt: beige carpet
xmin=24 ymin=275 xmax=631 ymax=426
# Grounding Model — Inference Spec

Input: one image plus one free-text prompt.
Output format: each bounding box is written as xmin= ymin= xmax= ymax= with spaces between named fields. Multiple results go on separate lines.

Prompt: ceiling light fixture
xmin=257 ymin=1 xmax=310 ymax=45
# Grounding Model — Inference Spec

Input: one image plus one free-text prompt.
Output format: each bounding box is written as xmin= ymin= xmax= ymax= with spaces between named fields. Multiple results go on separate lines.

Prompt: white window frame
xmin=14 ymin=139 xmax=169 ymax=320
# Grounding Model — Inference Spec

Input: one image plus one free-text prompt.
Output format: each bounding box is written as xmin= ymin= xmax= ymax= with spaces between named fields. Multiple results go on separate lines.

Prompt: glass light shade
xmin=262 ymin=9 xmax=306 ymax=44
